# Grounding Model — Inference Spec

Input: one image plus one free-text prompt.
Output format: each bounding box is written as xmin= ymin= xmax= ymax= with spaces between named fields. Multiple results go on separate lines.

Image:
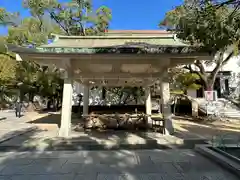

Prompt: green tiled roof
xmin=8 ymin=34 xmax=210 ymax=55
xmin=40 ymin=34 xmax=188 ymax=48
xmin=34 ymin=34 xmax=198 ymax=54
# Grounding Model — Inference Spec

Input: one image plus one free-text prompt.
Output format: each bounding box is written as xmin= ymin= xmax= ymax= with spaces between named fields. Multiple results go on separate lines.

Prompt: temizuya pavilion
xmin=8 ymin=30 xmax=212 ymax=137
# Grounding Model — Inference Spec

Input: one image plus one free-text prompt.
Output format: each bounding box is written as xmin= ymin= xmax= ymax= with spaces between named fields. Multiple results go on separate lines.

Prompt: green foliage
xmin=169 ymin=67 xmax=201 ymax=92
xmin=0 ymin=0 xmax=113 ymax=109
xmin=159 ymin=6 xmax=186 ymax=29
xmin=95 ymin=87 xmax=145 ymax=105
xmin=160 ymin=1 xmax=240 ymax=90
xmin=23 ymin=0 xmax=112 ymax=36
xmin=160 ymin=2 xmax=240 ymax=52
xmin=0 ymin=8 xmax=19 ymax=26
xmin=175 ymin=72 xmax=201 ymax=90
xmin=0 ymin=54 xmax=16 ymax=82
xmin=7 ymin=17 xmax=47 ymax=46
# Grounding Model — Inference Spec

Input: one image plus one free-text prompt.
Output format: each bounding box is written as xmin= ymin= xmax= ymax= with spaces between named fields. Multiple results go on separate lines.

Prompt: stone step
xmin=197 ymin=97 xmax=240 ymax=118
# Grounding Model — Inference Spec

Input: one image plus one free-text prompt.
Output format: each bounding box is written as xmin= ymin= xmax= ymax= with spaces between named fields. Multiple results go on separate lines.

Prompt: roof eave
xmin=51 ymin=33 xmax=175 ymax=39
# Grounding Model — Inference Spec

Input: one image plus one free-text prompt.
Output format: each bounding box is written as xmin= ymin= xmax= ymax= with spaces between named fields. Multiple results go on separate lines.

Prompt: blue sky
xmin=0 ymin=0 xmax=183 ymax=34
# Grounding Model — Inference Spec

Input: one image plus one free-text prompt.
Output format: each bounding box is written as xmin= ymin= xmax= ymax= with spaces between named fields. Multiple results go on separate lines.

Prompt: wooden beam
xmin=70 ymin=58 xmax=166 ymax=65
xmin=73 ymin=72 xmax=164 ymax=79
xmin=21 ymin=52 xmax=213 ymax=61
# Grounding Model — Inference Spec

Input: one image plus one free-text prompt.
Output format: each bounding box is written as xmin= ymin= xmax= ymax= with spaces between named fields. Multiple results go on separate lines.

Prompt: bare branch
xmin=209 ymin=51 xmax=233 ymax=81
xmin=216 ymin=0 xmax=239 ymax=8
xmin=222 ymin=51 xmax=234 ymax=64
xmin=48 ymin=10 xmax=70 ymax=35
xmin=184 ymin=63 xmax=208 ymax=84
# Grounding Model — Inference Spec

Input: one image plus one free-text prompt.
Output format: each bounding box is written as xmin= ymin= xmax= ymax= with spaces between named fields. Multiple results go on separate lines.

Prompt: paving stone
xmin=0 ymin=150 xmax=238 ymax=180
xmin=183 ymin=172 xmax=239 ymax=180
xmin=3 ymin=158 xmax=34 ymax=166
xmin=74 ymin=173 xmax=98 ymax=180
xmin=82 ymin=163 xmax=123 ymax=174
xmin=148 ymin=149 xmax=199 ymax=163
xmin=97 ymin=173 xmax=141 ymax=180
xmin=0 ymin=176 xmax=11 ymax=180
xmin=29 ymin=174 xmax=75 ymax=180
xmin=154 ymin=162 xmax=179 ymax=174
xmin=10 ymin=175 xmax=33 ymax=180
xmin=135 ymin=154 xmax=154 ymax=165
xmin=1 ymin=163 xmax=62 ymax=175
xmin=173 ymin=160 xmax=220 ymax=173
xmin=59 ymin=162 xmax=84 ymax=174
xmin=0 ymin=158 xmax=68 ymax=175
xmin=139 ymin=173 xmax=184 ymax=180
xmin=31 ymin=158 xmax=67 ymax=166
xmin=82 ymin=151 xmax=138 ymax=165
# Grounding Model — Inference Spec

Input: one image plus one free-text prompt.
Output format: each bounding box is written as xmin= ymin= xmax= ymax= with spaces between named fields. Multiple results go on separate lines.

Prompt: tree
xmin=23 ymin=0 xmax=112 ymax=36
xmin=0 ymin=8 xmax=64 ymax=109
xmin=209 ymin=0 xmax=240 ymax=7
xmin=0 ymin=1 xmax=112 ymax=110
xmin=168 ymin=67 xmax=201 ymax=93
xmin=23 ymin=0 xmax=114 ymax=107
xmin=160 ymin=1 xmax=240 ymax=90
xmin=0 ymin=8 xmax=19 ymax=26
xmin=0 ymin=54 xmax=17 ymax=108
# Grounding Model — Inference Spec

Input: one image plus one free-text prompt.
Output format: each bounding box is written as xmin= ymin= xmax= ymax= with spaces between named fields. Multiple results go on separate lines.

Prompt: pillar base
xmin=59 ymin=127 xmax=71 ymax=138
xmin=192 ymin=100 xmax=198 ymax=117
xmin=164 ymin=114 xmax=174 ymax=135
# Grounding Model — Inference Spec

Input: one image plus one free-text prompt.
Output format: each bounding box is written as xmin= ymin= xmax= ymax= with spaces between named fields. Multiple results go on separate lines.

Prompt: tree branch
xmin=184 ymin=64 xmax=207 ymax=84
xmin=0 ymin=52 xmax=15 ymax=60
xmin=195 ymin=60 xmax=205 ymax=74
xmin=48 ymin=10 xmax=70 ymax=35
xmin=210 ymin=51 xmax=233 ymax=81
xmin=215 ymin=0 xmax=238 ymax=8
xmin=223 ymin=51 xmax=234 ymax=65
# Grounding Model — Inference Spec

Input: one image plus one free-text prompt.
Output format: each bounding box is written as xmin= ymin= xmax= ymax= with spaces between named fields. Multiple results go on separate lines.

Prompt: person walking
xmin=15 ymin=100 xmax=22 ymax=118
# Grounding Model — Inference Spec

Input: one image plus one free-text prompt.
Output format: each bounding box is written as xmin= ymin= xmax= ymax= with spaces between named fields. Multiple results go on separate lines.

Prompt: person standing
xmin=15 ymin=100 xmax=22 ymax=118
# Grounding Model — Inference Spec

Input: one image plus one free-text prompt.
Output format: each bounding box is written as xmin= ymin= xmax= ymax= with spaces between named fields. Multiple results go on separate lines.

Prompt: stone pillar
xmin=83 ymin=85 xmax=89 ymax=116
xmin=160 ymin=80 xmax=174 ymax=135
xmin=59 ymin=78 xmax=73 ymax=137
xmin=145 ymin=87 xmax=152 ymax=126
xmin=102 ymin=87 xmax=106 ymax=105
xmin=192 ymin=99 xmax=198 ymax=117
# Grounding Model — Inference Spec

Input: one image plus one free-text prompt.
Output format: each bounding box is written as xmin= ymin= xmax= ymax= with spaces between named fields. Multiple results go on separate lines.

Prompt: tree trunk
xmin=202 ymin=79 xmax=215 ymax=91
xmin=28 ymin=91 xmax=34 ymax=102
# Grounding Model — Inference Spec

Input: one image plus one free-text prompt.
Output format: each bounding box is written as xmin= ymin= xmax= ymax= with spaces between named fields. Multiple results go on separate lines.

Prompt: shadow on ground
xmin=0 ymin=133 xmax=238 ymax=180
xmin=1 ymin=112 xmax=239 ymax=151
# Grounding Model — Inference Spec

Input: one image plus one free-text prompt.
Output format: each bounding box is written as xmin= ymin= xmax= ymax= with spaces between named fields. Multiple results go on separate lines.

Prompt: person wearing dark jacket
xmin=15 ymin=100 xmax=22 ymax=118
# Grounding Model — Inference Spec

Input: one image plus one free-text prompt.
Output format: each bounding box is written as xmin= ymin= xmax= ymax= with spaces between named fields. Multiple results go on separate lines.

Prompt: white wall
xmin=189 ymin=54 xmax=240 ymax=89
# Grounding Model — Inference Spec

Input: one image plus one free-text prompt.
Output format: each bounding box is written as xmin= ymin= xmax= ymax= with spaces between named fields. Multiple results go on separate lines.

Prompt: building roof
xmin=7 ymin=30 xmax=209 ymax=55
xmin=106 ymin=30 xmax=172 ymax=36
xmin=39 ymin=31 xmax=186 ymax=49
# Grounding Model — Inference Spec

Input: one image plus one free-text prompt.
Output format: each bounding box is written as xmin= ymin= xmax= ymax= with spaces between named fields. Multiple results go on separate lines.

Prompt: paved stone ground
xmin=174 ymin=118 xmax=240 ymax=140
xmin=0 ymin=112 xmax=239 ymax=150
xmin=0 ymin=111 xmax=37 ymax=143
xmin=0 ymin=149 xmax=238 ymax=180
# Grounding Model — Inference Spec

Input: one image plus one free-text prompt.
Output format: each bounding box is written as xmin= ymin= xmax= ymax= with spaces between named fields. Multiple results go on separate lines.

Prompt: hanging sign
xmin=204 ymin=91 xmax=217 ymax=101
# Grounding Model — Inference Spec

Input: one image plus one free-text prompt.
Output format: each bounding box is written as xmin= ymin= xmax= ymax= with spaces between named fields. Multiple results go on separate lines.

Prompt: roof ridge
xmin=50 ymin=34 xmax=175 ymax=39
